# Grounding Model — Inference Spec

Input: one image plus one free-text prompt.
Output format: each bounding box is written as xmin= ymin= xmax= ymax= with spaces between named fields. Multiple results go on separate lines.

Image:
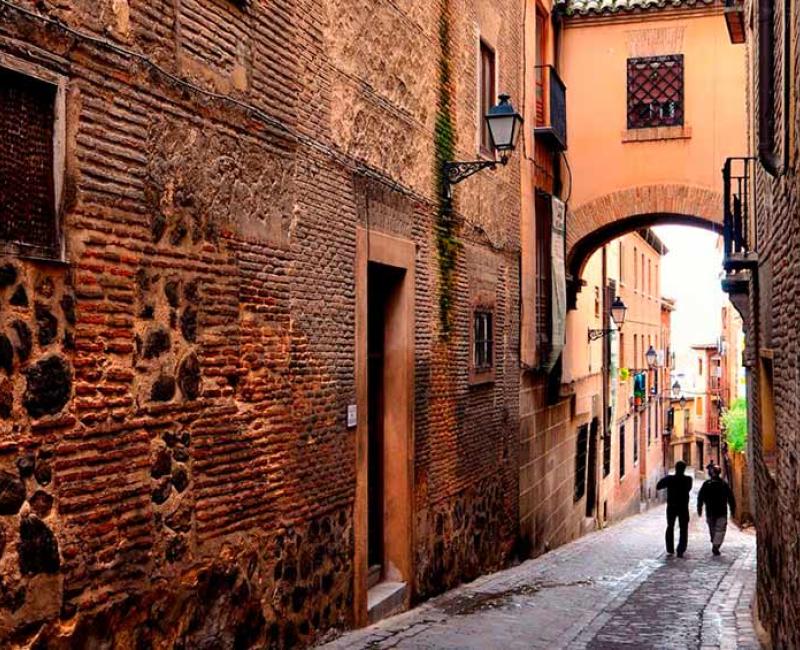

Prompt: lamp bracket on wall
xmin=442 ymin=158 xmax=507 ymax=199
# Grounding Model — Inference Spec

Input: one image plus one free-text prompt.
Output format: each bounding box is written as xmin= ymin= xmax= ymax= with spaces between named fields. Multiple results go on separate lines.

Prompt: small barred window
xmin=627 ymin=55 xmax=684 ymax=130
xmin=0 ymin=66 xmax=59 ymax=257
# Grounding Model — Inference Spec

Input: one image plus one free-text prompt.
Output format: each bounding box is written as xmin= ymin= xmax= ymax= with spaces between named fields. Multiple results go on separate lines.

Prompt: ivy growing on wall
xmin=434 ymin=3 xmax=458 ymax=338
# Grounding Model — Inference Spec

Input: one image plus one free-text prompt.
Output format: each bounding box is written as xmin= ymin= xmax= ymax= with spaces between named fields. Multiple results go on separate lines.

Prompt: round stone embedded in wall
xmin=143 ymin=326 xmax=171 ymax=359
xmin=171 ymin=466 xmax=189 ymax=493
xmin=35 ymin=277 xmax=55 ymax=299
xmin=151 ymin=477 xmax=172 ymax=505
xmin=9 ymin=285 xmax=28 ymax=307
xmin=178 ymin=354 xmax=201 ymax=400
xmin=0 ymin=379 xmax=12 ymax=420
xmin=16 ymin=455 xmax=35 ymax=479
xmin=0 ymin=471 xmax=26 ymax=515
xmin=11 ymin=321 xmax=32 ymax=362
xmin=23 ymin=356 xmax=73 ymax=418
xmin=18 ymin=515 xmax=60 ymax=575
xmin=34 ymin=462 xmax=52 ymax=487
xmin=151 ymin=374 xmax=176 ymax=402
xmin=60 ymin=294 xmax=76 ymax=326
xmin=0 ymin=334 xmax=13 ymax=375
xmin=0 ymin=264 xmax=17 ymax=288
xmin=35 ymin=303 xmax=59 ymax=346
xmin=164 ymin=280 xmax=181 ymax=309
xmin=180 ymin=308 xmax=198 ymax=343
xmin=29 ymin=490 xmax=53 ymax=518
xmin=150 ymin=448 xmax=172 ymax=479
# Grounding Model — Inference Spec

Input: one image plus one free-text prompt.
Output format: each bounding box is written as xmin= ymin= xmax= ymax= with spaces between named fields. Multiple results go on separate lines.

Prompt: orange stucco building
xmin=519 ymin=0 xmax=747 ymax=557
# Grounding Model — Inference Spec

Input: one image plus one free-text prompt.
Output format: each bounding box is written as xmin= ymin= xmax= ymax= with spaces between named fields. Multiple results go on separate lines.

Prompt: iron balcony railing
xmin=534 ymin=65 xmax=567 ymax=151
xmin=722 ymin=157 xmax=758 ymax=271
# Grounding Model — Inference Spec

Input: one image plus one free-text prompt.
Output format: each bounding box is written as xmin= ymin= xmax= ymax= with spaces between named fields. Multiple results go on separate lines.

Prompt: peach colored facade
xmin=602 ymin=231 xmax=669 ymax=522
xmin=560 ymin=4 xmax=748 ymax=286
xmin=519 ymin=0 xmax=747 ymax=560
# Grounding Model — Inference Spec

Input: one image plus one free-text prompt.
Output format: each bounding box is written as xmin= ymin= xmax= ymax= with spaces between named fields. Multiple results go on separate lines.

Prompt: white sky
xmin=652 ymin=225 xmax=726 ymax=376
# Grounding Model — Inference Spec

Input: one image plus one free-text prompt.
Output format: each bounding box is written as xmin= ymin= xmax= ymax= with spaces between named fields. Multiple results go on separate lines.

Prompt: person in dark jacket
xmin=697 ymin=465 xmax=736 ymax=555
xmin=656 ymin=460 xmax=693 ymax=557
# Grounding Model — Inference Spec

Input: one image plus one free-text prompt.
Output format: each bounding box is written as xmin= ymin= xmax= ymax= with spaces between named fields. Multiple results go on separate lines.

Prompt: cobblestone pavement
xmin=320 ymin=477 xmax=759 ymax=649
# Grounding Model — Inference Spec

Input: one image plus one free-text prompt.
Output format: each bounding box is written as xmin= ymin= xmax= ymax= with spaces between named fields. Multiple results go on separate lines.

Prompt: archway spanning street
xmin=566 ymin=185 xmax=723 ymax=305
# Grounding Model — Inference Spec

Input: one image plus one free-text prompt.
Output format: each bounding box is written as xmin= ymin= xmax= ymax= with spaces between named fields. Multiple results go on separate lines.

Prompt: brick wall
xmin=0 ymin=0 xmax=521 ymax=645
xmin=743 ymin=0 xmax=800 ymax=642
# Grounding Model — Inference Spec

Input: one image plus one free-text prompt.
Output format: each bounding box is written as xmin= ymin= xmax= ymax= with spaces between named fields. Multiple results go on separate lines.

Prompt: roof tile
xmin=561 ymin=0 xmax=716 ymax=17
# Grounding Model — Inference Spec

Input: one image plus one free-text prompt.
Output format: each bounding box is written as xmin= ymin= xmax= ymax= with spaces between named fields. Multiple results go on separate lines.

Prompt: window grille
xmin=473 ymin=311 xmax=493 ymax=370
xmin=627 ymin=55 xmax=684 ymax=129
xmin=0 ymin=66 xmax=58 ymax=257
xmin=619 ymin=424 xmax=626 ymax=478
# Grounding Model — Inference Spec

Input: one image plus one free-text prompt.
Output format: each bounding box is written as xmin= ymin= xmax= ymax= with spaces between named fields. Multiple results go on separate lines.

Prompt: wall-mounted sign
xmin=347 ymin=404 xmax=357 ymax=428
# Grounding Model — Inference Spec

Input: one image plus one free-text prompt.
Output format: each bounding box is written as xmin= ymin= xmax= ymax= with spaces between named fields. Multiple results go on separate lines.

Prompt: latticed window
xmin=473 ymin=311 xmax=493 ymax=370
xmin=0 ymin=66 xmax=59 ymax=257
xmin=627 ymin=55 xmax=684 ymax=129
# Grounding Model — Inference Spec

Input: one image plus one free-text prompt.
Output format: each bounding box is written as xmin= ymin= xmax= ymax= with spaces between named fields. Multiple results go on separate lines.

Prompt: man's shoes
xmin=667 ymin=550 xmax=674 ymax=555
xmin=677 ymin=552 xmax=684 ymax=558
xmin=712 ymin=546 xmax=721 ymax=556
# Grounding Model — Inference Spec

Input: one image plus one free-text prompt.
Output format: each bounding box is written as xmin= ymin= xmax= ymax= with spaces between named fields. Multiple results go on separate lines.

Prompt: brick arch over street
xmin=566 ymin=184 xmax=723 ymax=306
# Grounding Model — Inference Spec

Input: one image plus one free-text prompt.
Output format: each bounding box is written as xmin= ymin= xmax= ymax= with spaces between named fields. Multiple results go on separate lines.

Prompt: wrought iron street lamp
xmin=645 ymin=345 xmax=658 ymax=369
xmin=442 ymin=94 xmax=523 ymax=199
xmin=672 ymin=380 xmax=681 ymax=398
xmin=588 ymin=297 xmax=628 ymax=341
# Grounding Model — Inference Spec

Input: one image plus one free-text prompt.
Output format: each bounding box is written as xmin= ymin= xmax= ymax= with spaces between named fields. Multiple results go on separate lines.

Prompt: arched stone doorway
xmin=566 ymin=184 xmax=723 ymax=306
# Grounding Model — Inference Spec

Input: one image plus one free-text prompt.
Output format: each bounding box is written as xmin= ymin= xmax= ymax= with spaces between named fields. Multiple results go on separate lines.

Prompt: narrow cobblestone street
xmin=321 ymin=476 xmax=758 ymax=649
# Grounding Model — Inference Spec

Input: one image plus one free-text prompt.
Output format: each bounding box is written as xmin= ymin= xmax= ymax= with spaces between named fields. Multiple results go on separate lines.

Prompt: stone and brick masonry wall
xmin=745 ymin=0 xmax=800 ymax=643
xmin=0 ymin=0 xmax=521 ymax=646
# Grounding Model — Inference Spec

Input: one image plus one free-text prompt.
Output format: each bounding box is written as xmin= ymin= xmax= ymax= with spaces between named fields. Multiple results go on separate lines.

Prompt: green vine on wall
xmin=434 ymin=3 xmax=458 ymax=338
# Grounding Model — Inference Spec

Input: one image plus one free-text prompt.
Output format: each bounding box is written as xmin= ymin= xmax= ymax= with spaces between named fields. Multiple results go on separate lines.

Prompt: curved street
xmin=321 ymin=476 xmax=759 ymax=649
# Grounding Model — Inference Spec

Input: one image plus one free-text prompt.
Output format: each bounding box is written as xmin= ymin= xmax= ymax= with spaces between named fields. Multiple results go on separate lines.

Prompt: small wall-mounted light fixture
xmin=645 ymin=345 xmax=658 ymax=369
xmin=588 ymin=296 xmax=627 ymax=341
xmin=442 ymin=94 xmax=523 ymax=199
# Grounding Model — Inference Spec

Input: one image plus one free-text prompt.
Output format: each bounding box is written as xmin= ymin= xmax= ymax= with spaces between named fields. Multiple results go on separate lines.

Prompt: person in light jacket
xmin=697 ymin=465 xmax=736 ymax=555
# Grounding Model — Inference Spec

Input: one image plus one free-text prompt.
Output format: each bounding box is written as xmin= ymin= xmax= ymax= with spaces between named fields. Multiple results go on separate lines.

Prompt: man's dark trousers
xmin=666 ymin=505 xmax=689 ymax=555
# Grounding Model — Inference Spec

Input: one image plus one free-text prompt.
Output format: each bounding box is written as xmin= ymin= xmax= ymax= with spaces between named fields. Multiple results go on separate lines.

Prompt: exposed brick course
xmin=0 ymin=0 xmax=521 ymax=645
xmin=739 ymin=0 xmax=800 ymax=643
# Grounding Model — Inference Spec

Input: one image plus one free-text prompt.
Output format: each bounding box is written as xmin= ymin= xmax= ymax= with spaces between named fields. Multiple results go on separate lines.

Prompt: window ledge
xmin=622 ymin=125 xmax=692 ymax=143
xmin=469 ymin=368 xmax=495 ymax=386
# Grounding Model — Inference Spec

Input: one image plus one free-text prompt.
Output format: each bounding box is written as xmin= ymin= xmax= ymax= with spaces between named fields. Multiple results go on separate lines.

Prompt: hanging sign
xmin=543 ymin=196 xmax=567 ymax=372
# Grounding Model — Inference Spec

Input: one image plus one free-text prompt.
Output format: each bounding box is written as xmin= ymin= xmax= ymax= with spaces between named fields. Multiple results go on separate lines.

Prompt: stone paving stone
xmin=320 ymin=477 xmax=759 ymax=649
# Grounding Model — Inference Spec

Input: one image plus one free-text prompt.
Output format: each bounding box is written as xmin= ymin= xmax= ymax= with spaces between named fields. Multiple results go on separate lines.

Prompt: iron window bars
xmin=627 ymin=55 xmax=684 ymax=130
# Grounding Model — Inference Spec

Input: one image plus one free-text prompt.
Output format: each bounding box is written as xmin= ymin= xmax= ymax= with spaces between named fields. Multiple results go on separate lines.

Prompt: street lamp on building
xmin=588 ymin=297 xmax=628 ymax=341
xmin=442 ymin=94 xmax=523 ymax=199
xmin=645 ymin=345 xmax=658 ymax=369
xmin=672 ymin=380 xmax=681 ymax=398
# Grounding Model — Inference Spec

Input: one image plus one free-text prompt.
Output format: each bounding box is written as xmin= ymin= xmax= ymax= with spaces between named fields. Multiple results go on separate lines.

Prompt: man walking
xmin=656 ymin=461 xmax=693 ymax=557
xmin=698 ymin=465 xmax=736 ymax=555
